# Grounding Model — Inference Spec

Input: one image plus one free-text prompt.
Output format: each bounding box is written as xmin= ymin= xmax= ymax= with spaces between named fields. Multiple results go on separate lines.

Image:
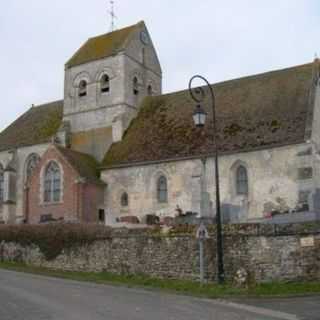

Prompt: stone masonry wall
xmin=1 ymin=223 xmax=320 ymax=283
xmin=102 ymin=142 xmax=317 ymax=224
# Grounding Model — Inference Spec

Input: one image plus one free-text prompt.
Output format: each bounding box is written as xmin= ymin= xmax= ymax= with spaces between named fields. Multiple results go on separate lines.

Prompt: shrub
xmin=145 ymin=214 xmax=160 ymax=225
xmin=0 ymin=224 xmax=111 ymax=261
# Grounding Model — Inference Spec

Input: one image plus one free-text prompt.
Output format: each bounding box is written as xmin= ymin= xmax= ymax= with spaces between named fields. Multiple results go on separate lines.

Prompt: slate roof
xmin=65 ymin=22 xmax=141 ymax=69
xmin=103 ymin=63 xmax=315 ymax=168
xmin=56 ymin=146 xmax=103 ymax=184
xmin=0 ymin=101 xmax=63 ymax=152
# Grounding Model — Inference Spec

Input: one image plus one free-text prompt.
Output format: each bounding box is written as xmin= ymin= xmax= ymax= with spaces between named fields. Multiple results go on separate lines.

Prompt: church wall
xmin=70 ymin=126 xmax=113 ymax=163
xmin=311 ymin=83 xmax=320 ymax=185
xmin=0 ymin=143 xmax=50 ymax=223
xmin=26 ymin=145 xmax=104 ymax=224
xmin=102 ymin=143 xmax=315 ymax=224
xmin=82 ymin=183 xmax=105 ymax=223
xmin=28 ymin=146 xmax=79 ymax=224
xmin=102 ymin=159 xmax=199 ymax=224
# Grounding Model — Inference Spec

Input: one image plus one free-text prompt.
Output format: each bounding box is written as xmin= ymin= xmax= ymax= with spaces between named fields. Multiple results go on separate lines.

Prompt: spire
xmin=108 ymin=1 xmax=117 ymax=32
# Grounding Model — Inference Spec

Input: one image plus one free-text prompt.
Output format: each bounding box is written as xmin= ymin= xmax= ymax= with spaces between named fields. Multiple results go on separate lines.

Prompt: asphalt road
xmin=0 ymin=269 xmax=310 ymax=320
xmin=232 ymin=297 xmax=320 ymax=320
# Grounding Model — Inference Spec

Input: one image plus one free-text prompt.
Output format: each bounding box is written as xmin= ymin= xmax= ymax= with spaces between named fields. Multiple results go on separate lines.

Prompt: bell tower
xmin=62 ymin=21 xmax=162 ymax=160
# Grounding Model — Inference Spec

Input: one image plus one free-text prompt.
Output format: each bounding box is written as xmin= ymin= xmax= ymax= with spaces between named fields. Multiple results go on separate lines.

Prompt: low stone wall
xmin=0 ymin=223 xmax=320 ymax=283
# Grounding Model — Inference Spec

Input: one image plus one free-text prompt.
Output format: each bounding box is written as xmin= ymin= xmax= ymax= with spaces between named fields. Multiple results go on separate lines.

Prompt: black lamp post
xmin=189 ymin=75 xmax=225 ymax=284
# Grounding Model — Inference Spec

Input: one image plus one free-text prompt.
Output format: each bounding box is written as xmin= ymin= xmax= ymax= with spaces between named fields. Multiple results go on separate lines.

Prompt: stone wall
xmin=102 ymin=142 xmax=318 ymax=223
xmin=0 ymin=143 xmax=50 ymax=223
xmin=1 ymin=223 xmax=320 ymax=283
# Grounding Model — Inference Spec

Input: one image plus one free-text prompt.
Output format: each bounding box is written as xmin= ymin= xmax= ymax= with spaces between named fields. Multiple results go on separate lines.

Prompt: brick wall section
xmin=82 ymin=184 xmax=104 ymax=223
xmin=1 ymin=223 xmax=320 ymax=283
xmin=28 ymin=146 xmax=103 ymax=223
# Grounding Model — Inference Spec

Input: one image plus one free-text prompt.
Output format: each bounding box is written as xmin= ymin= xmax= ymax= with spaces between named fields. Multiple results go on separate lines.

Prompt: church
xmin=0 ymin=21 xmax=319 ymax=225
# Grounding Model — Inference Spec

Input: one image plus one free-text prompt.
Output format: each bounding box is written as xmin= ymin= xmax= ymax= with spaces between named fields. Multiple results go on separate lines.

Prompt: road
xmin=232 ymin=297 xmax=320 ymax=320
xmin=0 ymin=269 xmax=313 ymax=320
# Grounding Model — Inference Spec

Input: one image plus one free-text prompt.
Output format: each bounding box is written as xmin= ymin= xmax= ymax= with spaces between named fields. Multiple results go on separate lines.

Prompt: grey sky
xmin=1 ymin=0 xmax=319 ymax=131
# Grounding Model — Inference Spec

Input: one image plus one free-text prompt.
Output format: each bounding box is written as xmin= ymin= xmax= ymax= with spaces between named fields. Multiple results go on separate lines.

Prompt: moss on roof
xmin=56 ymin=146 xmax=102 ymax=184
xmin=0 ymin=101 xmax=63 ymax=152
xmin=103 ymin=63 xmax=315 ymax=168
xmin=66 ymin=22 xmax=141 ymax=68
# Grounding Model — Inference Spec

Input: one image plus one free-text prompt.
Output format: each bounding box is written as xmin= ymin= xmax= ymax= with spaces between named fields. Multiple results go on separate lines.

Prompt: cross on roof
xmin=108 ymin=1 xmax=117 ymax=32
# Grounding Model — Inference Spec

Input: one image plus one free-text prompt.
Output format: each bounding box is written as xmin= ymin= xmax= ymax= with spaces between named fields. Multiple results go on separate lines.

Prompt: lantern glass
xmin=193 ymin=104 xmax=207 ymax=127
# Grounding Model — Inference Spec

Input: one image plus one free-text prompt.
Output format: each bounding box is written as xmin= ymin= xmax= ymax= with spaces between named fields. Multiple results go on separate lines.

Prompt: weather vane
xmin=108 ymin=1 xmax=117 ymax=32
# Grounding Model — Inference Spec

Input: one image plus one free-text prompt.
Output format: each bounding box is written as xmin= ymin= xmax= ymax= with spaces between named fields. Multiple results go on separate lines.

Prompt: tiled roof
xmin=103 ymin=63 xmax=315 ymax=168
xmin=0 ymin=101 xmax=63 ymax=152
xmin=56 ymin=146 xmax=103 ymax=184
xmin=65 ymin=22 xmax=141 ymax=69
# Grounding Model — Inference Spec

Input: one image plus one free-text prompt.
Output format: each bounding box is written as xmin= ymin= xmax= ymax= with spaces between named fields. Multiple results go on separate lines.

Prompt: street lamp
xmin=188 ymin=75 xmax=225 ymax=284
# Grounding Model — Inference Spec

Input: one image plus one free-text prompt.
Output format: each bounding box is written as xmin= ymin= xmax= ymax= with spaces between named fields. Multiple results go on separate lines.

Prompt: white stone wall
xmin=123 ymin=23 xmax=162 ymax=108
xmin=64 ymin=55 xmax=127 ymax=132
xmin=102 ymin=143 xmax=317 ymax=224
xmin=311 ymin=83 xmax=320 ymax=151
xmin=0 ymin=143 xmax=50 ymax=222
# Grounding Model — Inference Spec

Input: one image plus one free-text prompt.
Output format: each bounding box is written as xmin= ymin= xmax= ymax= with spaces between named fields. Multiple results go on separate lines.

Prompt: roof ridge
xmin=87 ymin=21 xmax=140 ymax=41
xmin=55 ymin=144 xmax=97 ymax=160
xmin=33 ymin=99 xmax=63 ymax=108
xmin=160 ymin=62 xmax=314 ymax=99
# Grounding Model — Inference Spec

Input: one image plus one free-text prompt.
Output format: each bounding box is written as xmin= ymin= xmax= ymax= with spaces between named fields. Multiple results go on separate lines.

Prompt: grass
xmin=1 ymin=261 xmax=320 ymax=299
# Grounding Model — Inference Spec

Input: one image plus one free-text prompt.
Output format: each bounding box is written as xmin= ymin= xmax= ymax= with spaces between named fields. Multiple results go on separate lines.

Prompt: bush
xmin=0 ymin=224 xmax=111 ymax=261
xmin=145 ymin=214 xmax=160 ymax=225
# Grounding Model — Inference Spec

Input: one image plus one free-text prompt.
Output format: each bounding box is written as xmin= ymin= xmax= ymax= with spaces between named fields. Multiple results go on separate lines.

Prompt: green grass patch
xmin=1 ymin=261 xmax=320 ymax=298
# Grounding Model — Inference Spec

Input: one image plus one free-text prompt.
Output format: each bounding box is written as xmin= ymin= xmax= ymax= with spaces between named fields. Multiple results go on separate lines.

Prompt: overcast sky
xmin=1 ymin=0 xmax=319 ymax=131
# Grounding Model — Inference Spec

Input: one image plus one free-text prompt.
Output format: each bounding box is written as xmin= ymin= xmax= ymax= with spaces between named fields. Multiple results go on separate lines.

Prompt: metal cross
xmin=108 ymin=1 xmax=117 ymax=32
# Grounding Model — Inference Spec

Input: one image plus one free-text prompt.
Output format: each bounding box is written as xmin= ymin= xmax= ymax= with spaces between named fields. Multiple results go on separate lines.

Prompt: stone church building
xmin=0 ymin=21 xmax=320 ymax=224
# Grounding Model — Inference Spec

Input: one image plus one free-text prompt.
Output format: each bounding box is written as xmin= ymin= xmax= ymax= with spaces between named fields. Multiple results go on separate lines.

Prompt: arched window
xmin=147 ymin=85 xmax=153 ymax=96
xmin=133 ymin=77 xmax=139 ymax=96
xmin=236 ymin=165 xmax=248 ymax=195
xmin=121 ymin=192 xmax=129 ymax=207
xmin=25 ymin=153 xmax=40 ymax=182
xmin=78 ymin=80 xmax=87 ymax=97
xmin=157 ymin=176 xmax=168 ymax=203
xmin=101 ymin=74 xmax=110 ymax=93
xmin=0 ymin=164 xmax=4 ymax=203
xmin=44 ymin=162 xmax=61 ymax=203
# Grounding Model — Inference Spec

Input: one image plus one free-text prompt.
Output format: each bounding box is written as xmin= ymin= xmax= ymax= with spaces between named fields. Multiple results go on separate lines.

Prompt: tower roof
xmin=65 ymin=21 xmax=143 ymax=69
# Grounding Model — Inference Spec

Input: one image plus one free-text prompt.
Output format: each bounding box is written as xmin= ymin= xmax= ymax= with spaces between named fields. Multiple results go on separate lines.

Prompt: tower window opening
xmin=101 ymin=74 xmax=110 ymax=93
xmin=78 ymin=80 xmax=87 ymax=97
xmin=133 ymin=77 xmax=139 ymax=96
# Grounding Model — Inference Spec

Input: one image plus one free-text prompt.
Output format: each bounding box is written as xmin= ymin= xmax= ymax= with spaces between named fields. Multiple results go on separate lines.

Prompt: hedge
xmin=0 ymin=224 xmax=112 ymax=260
